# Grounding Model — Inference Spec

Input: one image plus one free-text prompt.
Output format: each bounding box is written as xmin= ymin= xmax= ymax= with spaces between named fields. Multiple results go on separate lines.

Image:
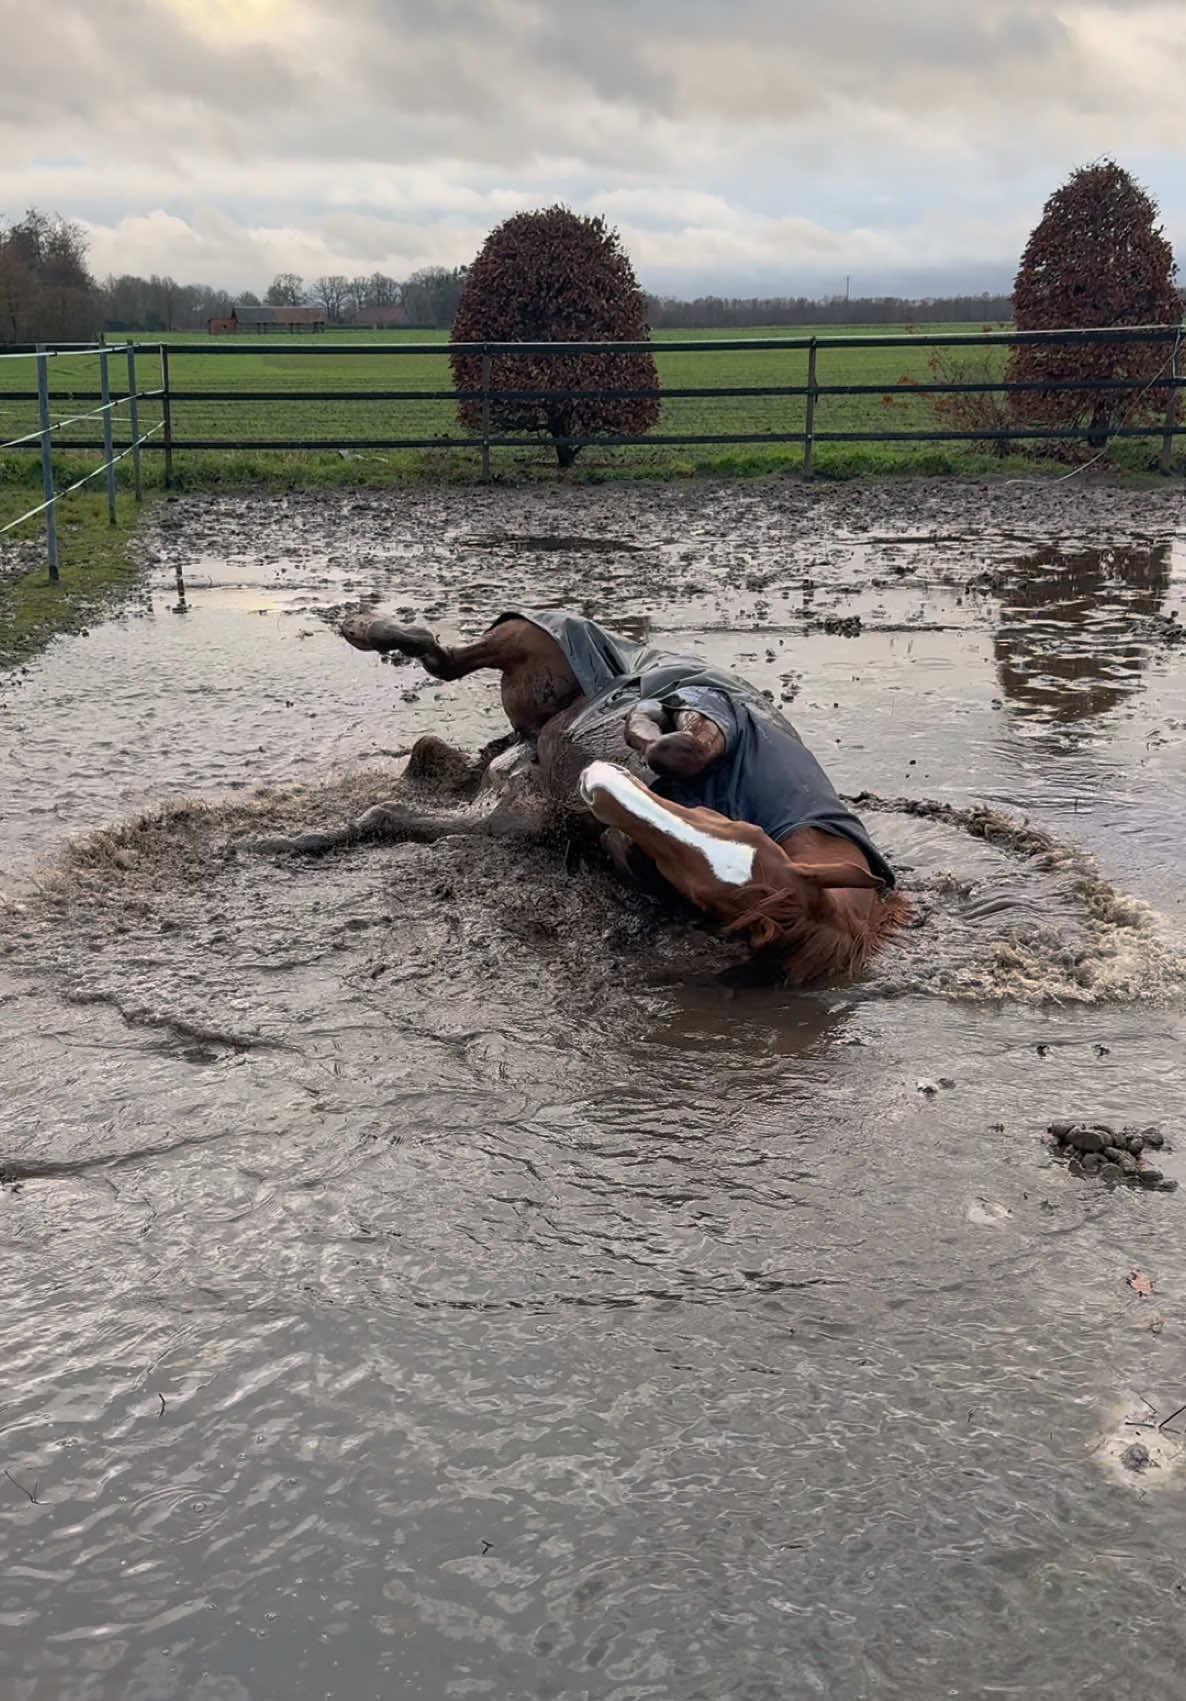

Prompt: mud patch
xmin=9 ymin=768 xmax=1185 ymax=1014
xmin=1095 ymin=1395 xmax=1186 ymax=1491
xmin=5 ymin=765 xmax=748 ymax=1066
xmin=460 ymin=532 xmax=644 ymax=553
xmin=854 ymin=793 xmax=1186 ymax=1005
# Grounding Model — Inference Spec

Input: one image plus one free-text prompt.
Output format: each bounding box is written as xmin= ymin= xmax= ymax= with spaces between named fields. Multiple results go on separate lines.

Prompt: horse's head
xmin=578 ymin=760 xmax=891 ymax=982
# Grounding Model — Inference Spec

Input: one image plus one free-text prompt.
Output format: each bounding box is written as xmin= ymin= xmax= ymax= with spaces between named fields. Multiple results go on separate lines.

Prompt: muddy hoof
xmin=341 ymin=614 xmax=437 ymax=656
xmin=404 ymin=735 xmax=478 ymax=795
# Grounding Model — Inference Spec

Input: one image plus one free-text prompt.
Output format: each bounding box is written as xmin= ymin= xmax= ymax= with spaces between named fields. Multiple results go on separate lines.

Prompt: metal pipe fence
xmin=0 ymin=342 xmax=165 ymax=581
xmin=1 ymin=325 xmax=1182 ymax=576
xmin=148 ymin=321 xmax=1186 ymax=460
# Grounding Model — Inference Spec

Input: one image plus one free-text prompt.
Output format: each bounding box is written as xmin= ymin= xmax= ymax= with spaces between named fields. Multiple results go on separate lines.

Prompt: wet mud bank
xmin=2 ymin=477 xmax=1186 ymax=1700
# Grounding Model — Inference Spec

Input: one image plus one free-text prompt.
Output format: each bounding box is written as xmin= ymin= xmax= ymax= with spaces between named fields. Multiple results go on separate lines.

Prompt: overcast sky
xmin=4 ymin=0 xmax=1185 ymax=298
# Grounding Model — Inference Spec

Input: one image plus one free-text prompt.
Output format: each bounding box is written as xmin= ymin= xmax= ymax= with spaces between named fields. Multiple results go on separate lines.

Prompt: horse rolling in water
xmin=340 ymin=608 xmax=909 ymax=985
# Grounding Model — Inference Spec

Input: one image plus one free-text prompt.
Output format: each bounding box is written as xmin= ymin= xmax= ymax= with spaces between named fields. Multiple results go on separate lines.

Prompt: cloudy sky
xmin=4 ymin=0 xmax=1185 ymax=299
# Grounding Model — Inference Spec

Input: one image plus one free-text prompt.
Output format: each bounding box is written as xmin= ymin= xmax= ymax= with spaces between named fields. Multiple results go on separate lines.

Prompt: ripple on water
xmin=2 ymin=482 xmax=1186 ymax=1700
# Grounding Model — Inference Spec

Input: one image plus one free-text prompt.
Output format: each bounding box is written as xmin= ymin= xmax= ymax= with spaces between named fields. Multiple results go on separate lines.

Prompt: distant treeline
xmin=644 ymin=293 xmax=1015 ymax=327
xmin=97 ymin=276 xmax=1022 ymax=336
xmin=0 ymin=210 xmax=1022 ymax=340
xmin=15 ymin=206 xmax=1178 ymax=344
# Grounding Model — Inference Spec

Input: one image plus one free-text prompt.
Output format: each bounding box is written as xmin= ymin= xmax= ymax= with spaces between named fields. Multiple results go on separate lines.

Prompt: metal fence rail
xmin=1 ymin=325 xmax=1182 ymax=576
xmin=153 ymin=323 xmax=1186 ymax=478
xmin=0 ymin=343 xmax=165 ymax=581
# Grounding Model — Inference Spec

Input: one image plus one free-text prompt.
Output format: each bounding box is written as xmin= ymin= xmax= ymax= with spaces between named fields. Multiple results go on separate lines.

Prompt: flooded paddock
xmin=2 ymin=477 xmax=1186 ymax=1700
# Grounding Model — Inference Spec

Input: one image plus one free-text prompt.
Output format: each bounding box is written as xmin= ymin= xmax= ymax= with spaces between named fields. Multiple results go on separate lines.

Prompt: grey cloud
xmin=2 ymin=0 xmax=1183 ymax=297
xmin=6 ymin=0 xmax=1179 ymax=171
xmin=6 ymin=1 xmax=306 ymax=130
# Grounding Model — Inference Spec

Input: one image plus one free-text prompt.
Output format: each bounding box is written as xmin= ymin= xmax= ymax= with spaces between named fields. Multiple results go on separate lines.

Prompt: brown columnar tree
xmin=450 ymin=206 xmax=660 ymax=466
xmin=1006 ymin=162 xmax=1181 ymax=448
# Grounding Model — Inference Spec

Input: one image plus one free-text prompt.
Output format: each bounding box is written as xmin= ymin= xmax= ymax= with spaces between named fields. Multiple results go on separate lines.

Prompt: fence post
xmin=480 ymin=347 xmax=492 ymax=481
xmin=100 ymin=349 xmax=117 ymax=525
xmin=127 ymin=345 xmax=142 ymax=502
xmin=160 ymin=343 xmax=175 ymax=489
xmin=36 ymin=346 xmax=60 ymax=583
xmin=803 ymin=338 xmax=818 ymax=479
xmin=1159 ymin=372 xmax=1180 ymax=476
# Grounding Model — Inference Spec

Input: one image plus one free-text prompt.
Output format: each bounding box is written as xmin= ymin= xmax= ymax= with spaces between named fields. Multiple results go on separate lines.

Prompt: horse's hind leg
xmin=341 ymin=614 xmax=580 ymax=736
xmin=341 ymin=613 xmax=451 ymax=669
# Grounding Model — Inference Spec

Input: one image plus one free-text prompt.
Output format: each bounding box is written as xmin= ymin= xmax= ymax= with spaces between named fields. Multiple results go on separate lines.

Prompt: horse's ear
xmin=791 ymin=861 xmax=885 ymax=892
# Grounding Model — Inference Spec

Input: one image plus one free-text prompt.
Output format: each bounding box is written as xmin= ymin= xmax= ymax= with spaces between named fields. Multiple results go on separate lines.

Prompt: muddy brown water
xmin=2 ymin=478 xmax=1186 ymax=1700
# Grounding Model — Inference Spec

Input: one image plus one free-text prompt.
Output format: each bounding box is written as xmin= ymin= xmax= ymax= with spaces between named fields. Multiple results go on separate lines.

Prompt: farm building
xmin=208 ymin=304 xmax=328 ymax=334
xmin=350 ymin=305 xmax=408 ymax=329
xmin=274 ymin=306 xmax=327 ymax=331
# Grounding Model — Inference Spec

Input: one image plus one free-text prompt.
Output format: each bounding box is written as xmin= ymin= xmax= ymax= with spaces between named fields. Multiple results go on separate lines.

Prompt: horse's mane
xmin=726 ymin=882 xmax=911 ymax=985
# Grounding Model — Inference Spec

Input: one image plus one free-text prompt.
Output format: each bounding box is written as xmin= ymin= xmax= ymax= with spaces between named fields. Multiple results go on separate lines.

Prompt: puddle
xmin=2 ymin=477 xmax=1186 ymax=1700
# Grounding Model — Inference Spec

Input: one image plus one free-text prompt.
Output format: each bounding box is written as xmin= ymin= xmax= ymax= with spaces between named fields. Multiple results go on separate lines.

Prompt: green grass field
xmin=0 ymin=320 xmax=1174 ymax=516
xmin=0 ymin=322 xmax=1024 ymax=483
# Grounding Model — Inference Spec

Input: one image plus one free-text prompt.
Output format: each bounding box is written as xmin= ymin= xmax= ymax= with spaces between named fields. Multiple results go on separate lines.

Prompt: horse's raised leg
xmin=341 ymin=614 xmax=581 ymax=737
xmin=340 ymin=614 xmax=452 ymax=670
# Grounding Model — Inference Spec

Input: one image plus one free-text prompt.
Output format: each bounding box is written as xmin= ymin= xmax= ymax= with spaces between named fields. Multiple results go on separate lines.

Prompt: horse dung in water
xmin=341 ymin=607 xmax=909 ymax=984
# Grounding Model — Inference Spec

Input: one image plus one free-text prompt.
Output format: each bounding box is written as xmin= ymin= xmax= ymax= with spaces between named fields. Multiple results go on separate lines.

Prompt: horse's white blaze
xmin=579 ymin=761 xmax=756 ymax=887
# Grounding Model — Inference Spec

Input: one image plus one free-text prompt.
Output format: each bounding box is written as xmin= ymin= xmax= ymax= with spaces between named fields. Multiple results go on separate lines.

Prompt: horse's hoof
xmin=341 ymin=615 xmax=437 ymax=656
xmin=405 ymin=736 xmax=476 ymax=793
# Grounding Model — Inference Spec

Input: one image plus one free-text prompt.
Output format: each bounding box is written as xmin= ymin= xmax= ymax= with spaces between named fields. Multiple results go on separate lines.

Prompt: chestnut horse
xmin=338 ymin=608 xmax=907 ymax=986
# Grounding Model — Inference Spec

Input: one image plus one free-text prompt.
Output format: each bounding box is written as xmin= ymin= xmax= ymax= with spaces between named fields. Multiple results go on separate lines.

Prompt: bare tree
xmin=403 ymin=266 xmax=467 ymax=328
xmin=313 ymin=274 xmax=351 ymax=323
xmin=344 ymin=275 xmax=371 ymax=317
xmin=0 ymin=244 xmax=34 ymax=340
xmin=265 ymin=272 xmax=306 ymax=306
xmin=368 ymin=272 xmax=401 ymax=308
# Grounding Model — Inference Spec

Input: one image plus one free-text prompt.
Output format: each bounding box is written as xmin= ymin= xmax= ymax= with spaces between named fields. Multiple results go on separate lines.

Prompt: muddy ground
xmin=2 ymin=476 xmax=1186 ymax=1700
